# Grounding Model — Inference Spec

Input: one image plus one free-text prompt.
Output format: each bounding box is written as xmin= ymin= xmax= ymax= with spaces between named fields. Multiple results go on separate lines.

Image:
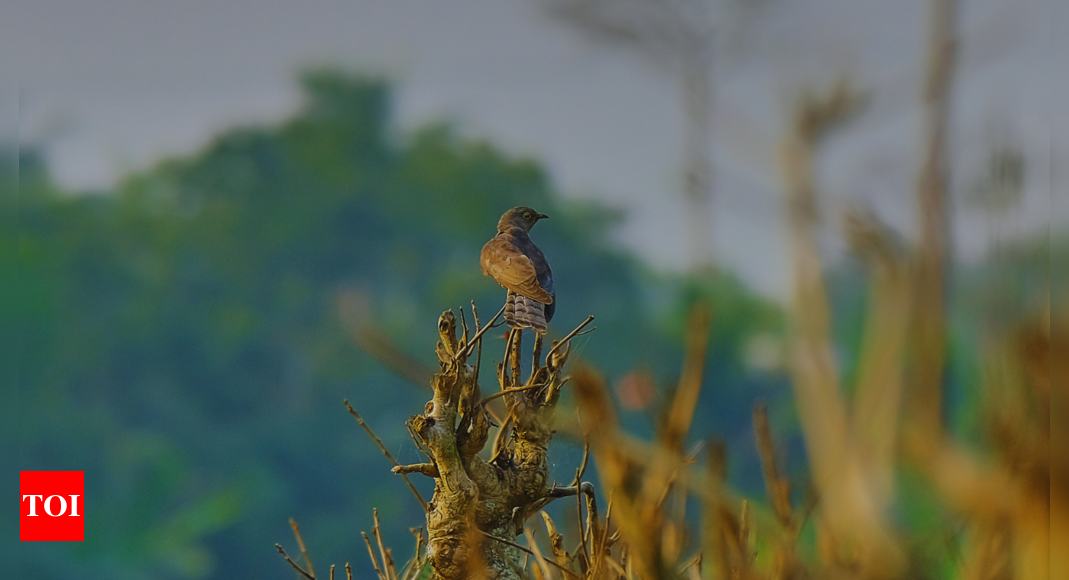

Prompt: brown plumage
xmin=481 ymin=207 xmax=555 ymax=334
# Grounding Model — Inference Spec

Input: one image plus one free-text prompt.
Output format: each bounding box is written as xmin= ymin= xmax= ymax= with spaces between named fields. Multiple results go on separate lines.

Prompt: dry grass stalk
xmin=777 ymin=80 xmax=904 ymax=578
xmin=905 ymin=313 xmax=1052 ymax=580
xmin=571 ymin=302 xmax=719 ymax=580
xmin=907 ymin=0 xmax=959 ymax=438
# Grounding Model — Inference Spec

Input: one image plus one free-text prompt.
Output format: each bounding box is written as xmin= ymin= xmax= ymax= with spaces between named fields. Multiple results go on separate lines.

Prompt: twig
xmin=532 ymin=332 xmax=544 ymax=382
xmin=545 ymin=316 xmax=595 ymax=366
xmin=589 ymin=493 xmax=613 ymax=580
xmin=570 ymin=441 xmax=590 ymax=486
xmin=402 ymin=527 xmax=424 ymax=580
xmin=524 ymin=526 xmax=554 ymax=580
xmin=484 ymin=404 xmax=504 ymax=427
xmin=276 ymin=544 xmax=316 ymax=580
xmin=405 ymin=420 xmax=434 ymax=462
xmin=471 ymin=301 xmax=482 ymax=331
xmin=501 ymin=329 xmax=516 ymax=386
xmin=476 ymin=529 xmax=580 ymax=579
xmin=541 ymin=511 xmax=572 ymax=573
xmin=472 ymin=302 xmax=484 ymax=384
xmin=392 ymin=463 xmax=439 ymax=477
xmin=362 ymin=532 xmax=386 ymax=580
xmin=576 ymin=469 xmax=589 ymax=563
xmin=546 ymin=482 xmax=594 ymax=498
xmin=575 ymin=428 xmax=597 ymax=562
xmin=346 ymin=400 xmax=429 ymax=511
xmin=458 ymin=304 xmax=507 ymax=359
xmin=346 ymin=562 xmax=353 ymax=580
xmin=479 ymin=384 xmax=540 ymax=406
xmin=476 ymin=528 xmax=537 ymax=556
xmin=526 ymin=480 xmax=594 ymax=522
xmin=542 ymin=376 xmax=571 ymax=407
xmin=290 ymin=518 xmax=316 ymax=578
xmin=570 ymin=443 xmax=592 ymax=556
xmin=511 ymin=328 xmax=523 ymax=387
xmin=488 ymin=411 xmax=515 ymax=465
xmin=373 ymin=509 xmax=397 ymax=580
xmin=606 ymin=556 xmax=628 ymax=578
xmin=459 ymin=307 xmax=469 ymax=348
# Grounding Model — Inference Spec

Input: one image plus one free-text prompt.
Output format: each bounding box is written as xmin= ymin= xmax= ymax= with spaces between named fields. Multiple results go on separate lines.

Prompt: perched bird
xmin=481 ymin=207 xmax=555 ymax=334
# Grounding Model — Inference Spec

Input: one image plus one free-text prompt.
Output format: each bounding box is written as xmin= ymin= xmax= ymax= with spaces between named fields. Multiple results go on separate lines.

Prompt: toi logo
xmin=20 ymin=471 xmax=84 ymax=541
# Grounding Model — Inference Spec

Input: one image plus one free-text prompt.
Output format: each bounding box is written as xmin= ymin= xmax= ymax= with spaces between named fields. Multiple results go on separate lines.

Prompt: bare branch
xmin=511 ymin=328 xmax=523 ymax=387
xmin=289 ymin=518 xmax=316 ymax=579
xmin=570 ymin=441 xmax=590 ymax=487
xmin=524 ymin=526 xmax=554 ymax=580
xmin=458 ymin=304 xmax=507 ymax=359
xmin=545 ymin=315 xmax=595 ymax=366
xmin=488 ymin=410 xmax=515 ymax=465
xmin=277 ymin=544 xmax=316 ymax=580
xmin=392 ymin=463 xmax=439 ymax=477
xmin=405 ymin=420 xmax=435 ymax=462
xmin=472 ymin=528 xmax=574 ymax=578
xmin=531 ymin=333 xmax=544 ymax=384
xmin=479 ymin=384 xmax=541 ymax=406
xmin=372 ymin=509 xmax=398 ymax=580
xmin=362 ymin=532 xmax=386 ymax=580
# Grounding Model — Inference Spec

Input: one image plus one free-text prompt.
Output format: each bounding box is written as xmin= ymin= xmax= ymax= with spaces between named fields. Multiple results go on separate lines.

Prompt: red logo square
xmin=20 ymin=471 xmax=84 ymax=541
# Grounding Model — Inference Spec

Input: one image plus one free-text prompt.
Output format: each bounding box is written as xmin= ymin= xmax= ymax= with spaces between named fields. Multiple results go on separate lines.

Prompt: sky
xmin=16 ymin=0 xmax=1053 ymax=299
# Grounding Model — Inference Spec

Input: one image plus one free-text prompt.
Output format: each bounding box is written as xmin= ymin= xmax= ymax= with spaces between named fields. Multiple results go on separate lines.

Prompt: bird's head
xmin=498 ymin=206 xmax=549 ymax=233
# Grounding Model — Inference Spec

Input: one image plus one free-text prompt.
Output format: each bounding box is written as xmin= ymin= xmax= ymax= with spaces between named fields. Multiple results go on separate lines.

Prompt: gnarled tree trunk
xmin=399 ymin=309 xmax=591 ymax=579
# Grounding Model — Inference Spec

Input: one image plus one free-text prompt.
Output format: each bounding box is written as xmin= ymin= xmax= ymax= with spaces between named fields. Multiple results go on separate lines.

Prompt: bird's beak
xmin=537 ymin=213 xmax=549 ymax=220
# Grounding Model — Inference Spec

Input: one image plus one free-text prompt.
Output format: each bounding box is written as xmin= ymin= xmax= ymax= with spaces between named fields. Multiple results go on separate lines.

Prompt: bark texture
xmin=401 ymin=310 xmax=584 ymax=580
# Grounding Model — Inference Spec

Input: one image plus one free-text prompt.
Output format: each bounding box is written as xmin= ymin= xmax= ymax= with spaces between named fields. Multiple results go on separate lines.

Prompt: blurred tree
xmin=543 ymin=0 xmax=775 ymax=271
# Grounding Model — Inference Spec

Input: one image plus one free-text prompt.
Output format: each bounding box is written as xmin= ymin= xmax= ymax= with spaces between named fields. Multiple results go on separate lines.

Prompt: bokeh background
xmin=16 ymin=1 xmax=1056 ymax=579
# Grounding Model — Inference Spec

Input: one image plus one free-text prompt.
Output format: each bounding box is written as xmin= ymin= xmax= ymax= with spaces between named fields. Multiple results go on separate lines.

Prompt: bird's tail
xmin=505 ymin=291 xmax=548 ymax=334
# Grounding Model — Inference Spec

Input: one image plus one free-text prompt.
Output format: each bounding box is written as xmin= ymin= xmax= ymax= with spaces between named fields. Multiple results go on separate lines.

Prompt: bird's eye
xmin=523 ymin=212 xmax=532 ymax=220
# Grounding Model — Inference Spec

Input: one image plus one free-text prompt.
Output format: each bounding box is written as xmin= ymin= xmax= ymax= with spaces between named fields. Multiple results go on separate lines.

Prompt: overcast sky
xmin=17 ymin=0 xmax=1052 ymax=299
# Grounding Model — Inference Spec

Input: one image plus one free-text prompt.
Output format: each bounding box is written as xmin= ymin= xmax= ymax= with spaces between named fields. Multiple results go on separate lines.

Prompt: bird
xmin=480 ymin=207 xmax=555 ymax=334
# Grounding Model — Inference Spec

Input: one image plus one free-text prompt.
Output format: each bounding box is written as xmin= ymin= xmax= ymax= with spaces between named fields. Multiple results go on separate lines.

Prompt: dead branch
xmin=290 ymin=518 xmax=316 ymax=578
xmin=392 ymin=463 xmax=439 ymax=477
xmin=908 ymin=0 xmax=959 ymax=438
xmin=277 ymin=544 xmax=316 ymax=580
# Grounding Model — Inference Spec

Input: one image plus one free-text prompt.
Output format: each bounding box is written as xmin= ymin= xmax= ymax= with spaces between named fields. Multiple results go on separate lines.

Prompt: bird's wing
xmin=481 ymin=236 xmax=554 ymax=304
